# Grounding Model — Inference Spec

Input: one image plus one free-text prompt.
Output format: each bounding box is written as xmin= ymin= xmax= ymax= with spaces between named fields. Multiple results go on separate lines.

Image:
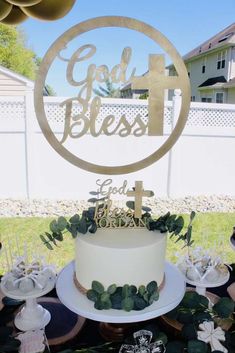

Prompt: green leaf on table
xmin=193 ymin=312 xmax=213 ymax=324
xmin=213 ymin=297 xmax=235 ymax=318
xmin=180 ymin=291 xmax=201 ymax=309
xmin=155 ymin=332 xmax=168 ymax=345
xmin=181 ymin=323 xmax=197 ymax=340
xmin=165 ymin=308 xmax=178 ymax=320
xmin=187 ymin=339 xmax=208 ymax=353
xmin=177 ymin=310 xmax=194 ymax=324
xmin=166 ymin=341 xmax=185 ymax=353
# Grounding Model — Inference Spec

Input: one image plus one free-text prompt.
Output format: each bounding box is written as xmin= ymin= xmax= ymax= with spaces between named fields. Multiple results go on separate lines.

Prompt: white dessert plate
xmin=185 ymin=268 xmax=230 ymax=289
xmin=56 ymin=261 xmax=185 ymax=323
xmin=0 ymin=276 xmax=56 ymax=300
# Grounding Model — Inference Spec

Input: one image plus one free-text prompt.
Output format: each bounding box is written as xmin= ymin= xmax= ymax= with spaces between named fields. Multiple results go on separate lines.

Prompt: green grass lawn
xmin=0 ymin=212 xmax=235 ymax=275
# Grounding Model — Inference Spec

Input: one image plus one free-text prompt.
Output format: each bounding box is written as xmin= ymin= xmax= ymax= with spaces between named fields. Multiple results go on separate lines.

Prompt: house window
xmin=217 ymin=51 xmax=226 ymax=69
xmin=201 ymin=97 xmax=212 ymax=103
xmin=191 ymin=96 xmax=195 ymax=101
xmin=187 ymin=63 xmax=191 ymax=78
xmin=202 ymin=57 xmax=206 ymax=73
xmin=216 ymin=92 xmax=224 ymax=103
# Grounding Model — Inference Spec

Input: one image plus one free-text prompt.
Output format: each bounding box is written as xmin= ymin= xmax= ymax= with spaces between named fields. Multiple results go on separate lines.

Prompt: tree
xmin=139 ymin=92 xmax=149 ymax=99
xmin=0 ymin=23 xmax=37 ymax=80
xmin=93 ymin=79 xmax=121 ymax=98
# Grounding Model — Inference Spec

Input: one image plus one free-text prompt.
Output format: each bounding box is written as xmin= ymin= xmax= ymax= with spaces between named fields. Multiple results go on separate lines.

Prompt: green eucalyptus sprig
xmin=40 ymin=207 xmax=97 ymax=250
xmin=86 ymin=280 xmax=159 ymax=311
xmin=40 ymin=201 xmax=196 ymax=251
xmin=146 ymin=211 xmax=196 ymax=249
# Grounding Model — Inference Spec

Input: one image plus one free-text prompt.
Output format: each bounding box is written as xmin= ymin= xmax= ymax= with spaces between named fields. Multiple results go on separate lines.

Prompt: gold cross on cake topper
xmin=127 ymin=181 xmax=154 ymax=219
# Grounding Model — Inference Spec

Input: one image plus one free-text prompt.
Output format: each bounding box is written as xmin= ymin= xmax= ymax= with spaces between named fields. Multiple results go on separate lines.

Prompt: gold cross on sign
xmin=131 ymin=54 xmax=180 ymax=136
xmin=127 ymin=181 xmax=154 ymax=219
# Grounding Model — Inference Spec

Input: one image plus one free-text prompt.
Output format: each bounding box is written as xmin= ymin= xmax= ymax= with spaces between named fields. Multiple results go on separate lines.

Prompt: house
xmin=168 ymin=23 xmax=235 ymax=103
xmin=120 ymin=71 xmax=149 ymax=99
xmin=120 ymin=81 xmax=147 ymax=99
xmin=0 ymin=65 xmax=50 ymax=96
xmin=0 ymin=65 xmax=34 ymax=96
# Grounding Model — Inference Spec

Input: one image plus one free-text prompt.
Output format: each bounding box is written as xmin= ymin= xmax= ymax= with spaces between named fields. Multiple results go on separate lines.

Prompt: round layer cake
xmin=75 ymin=228 xmax=167 ymax=290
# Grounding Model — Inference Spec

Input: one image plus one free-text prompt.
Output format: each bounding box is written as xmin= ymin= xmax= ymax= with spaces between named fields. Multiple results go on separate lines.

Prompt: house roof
xmin=223 ymin=77 xmax=235 ymax=88
xmin=184 ymin=23 xmax=235 ymax=62
xmin=198 ymin=76 xmax=227 ymax=88
xmin=0 ymin=65 xmax=34 ymax=88
xmin=120 ymin=82 xmax=132 ymax=91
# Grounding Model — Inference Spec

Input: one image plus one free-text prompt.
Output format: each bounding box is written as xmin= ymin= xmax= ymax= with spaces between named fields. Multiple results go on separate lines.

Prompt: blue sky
xmin=20 ymin=0 xmax=235 ymax=96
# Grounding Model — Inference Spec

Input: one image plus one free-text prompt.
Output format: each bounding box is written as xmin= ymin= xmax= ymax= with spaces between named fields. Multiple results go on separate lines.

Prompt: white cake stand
xmin=185 ymin=270 xmax=230 ymax=296
xmin=0 ymin=277 xmax=56 ymax=331
xmin=56 ymin=261 xmax=185 ymax=324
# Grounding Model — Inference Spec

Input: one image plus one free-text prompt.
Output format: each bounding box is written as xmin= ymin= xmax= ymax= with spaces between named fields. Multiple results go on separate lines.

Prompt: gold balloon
xmin=1 ymin=5 xmax=27 ymax=24
xmin=0 ymin=0 xmax=12 ymax=21
xmin=21 ymin=0 xmax=76 ymax=21
xmin=6 ymin=0 xmax=42 ymax=7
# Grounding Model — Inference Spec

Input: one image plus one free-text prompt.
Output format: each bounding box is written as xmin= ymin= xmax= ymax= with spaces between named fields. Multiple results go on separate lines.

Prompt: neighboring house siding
xmin=188 ymin=49 xmax=230 ymax=102
xmin=168 ymin=24 xmax=235 ymax=103
xmin=230 ymin=47 xmax=235 ymax=78
xmin=0 ymin=72 xmax=29 ymax=96
xmin=227 ymin=87 xmax=235 ymax=103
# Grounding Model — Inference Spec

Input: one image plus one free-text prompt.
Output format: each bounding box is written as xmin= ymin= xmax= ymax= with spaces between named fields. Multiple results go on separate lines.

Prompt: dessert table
xmin=1 ymin=262 xmax=235 ymax=352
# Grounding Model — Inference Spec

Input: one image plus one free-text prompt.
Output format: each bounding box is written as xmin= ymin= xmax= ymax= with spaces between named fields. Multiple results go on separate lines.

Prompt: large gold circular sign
xmin=34 ymin=16 xmax=190 ymax=175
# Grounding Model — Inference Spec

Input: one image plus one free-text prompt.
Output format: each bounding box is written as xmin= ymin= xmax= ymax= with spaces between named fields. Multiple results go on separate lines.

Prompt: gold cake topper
xmin=34 ymin=16 xmax=190 ymax=175
xmin=93 ymin=179 xmax=154 ymax=228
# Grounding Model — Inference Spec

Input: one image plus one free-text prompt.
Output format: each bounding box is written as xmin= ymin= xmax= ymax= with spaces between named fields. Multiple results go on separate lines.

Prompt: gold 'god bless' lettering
xmin=59 ymin=45 xmax=148 ymax=143
xmin=94 ymin=198 xmax=146 ymax=229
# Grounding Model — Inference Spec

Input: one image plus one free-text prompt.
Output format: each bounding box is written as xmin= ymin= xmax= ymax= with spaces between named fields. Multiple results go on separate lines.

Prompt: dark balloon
xmin=1 ymin=5 xmax=28 ymax=24
xmin=6 ymin=0 xmax=42 ymax=7
xmin=0 ymin=0 xmax=12 ymax=21
xmin=21 ymin=0 xmax=76 ymax=21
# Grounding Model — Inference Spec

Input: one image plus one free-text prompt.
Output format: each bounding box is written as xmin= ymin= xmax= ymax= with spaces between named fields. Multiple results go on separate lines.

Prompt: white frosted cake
xmin=75 ymin=227 xmax=167 ymax=290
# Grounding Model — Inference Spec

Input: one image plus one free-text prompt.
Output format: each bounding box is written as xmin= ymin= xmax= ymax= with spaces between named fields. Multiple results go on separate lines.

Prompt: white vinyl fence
xmin=0 ymin=92 xmax=235 ymax=200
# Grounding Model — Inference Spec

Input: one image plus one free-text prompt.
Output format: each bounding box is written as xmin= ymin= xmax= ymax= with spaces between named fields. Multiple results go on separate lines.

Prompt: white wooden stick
xmin=15 ymin=234 xmax=20 ymax=256
xmin=4 ymin=246 xmax=10 ymax=272
xmin=7 ymin=235 xmax=13 ymax=267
